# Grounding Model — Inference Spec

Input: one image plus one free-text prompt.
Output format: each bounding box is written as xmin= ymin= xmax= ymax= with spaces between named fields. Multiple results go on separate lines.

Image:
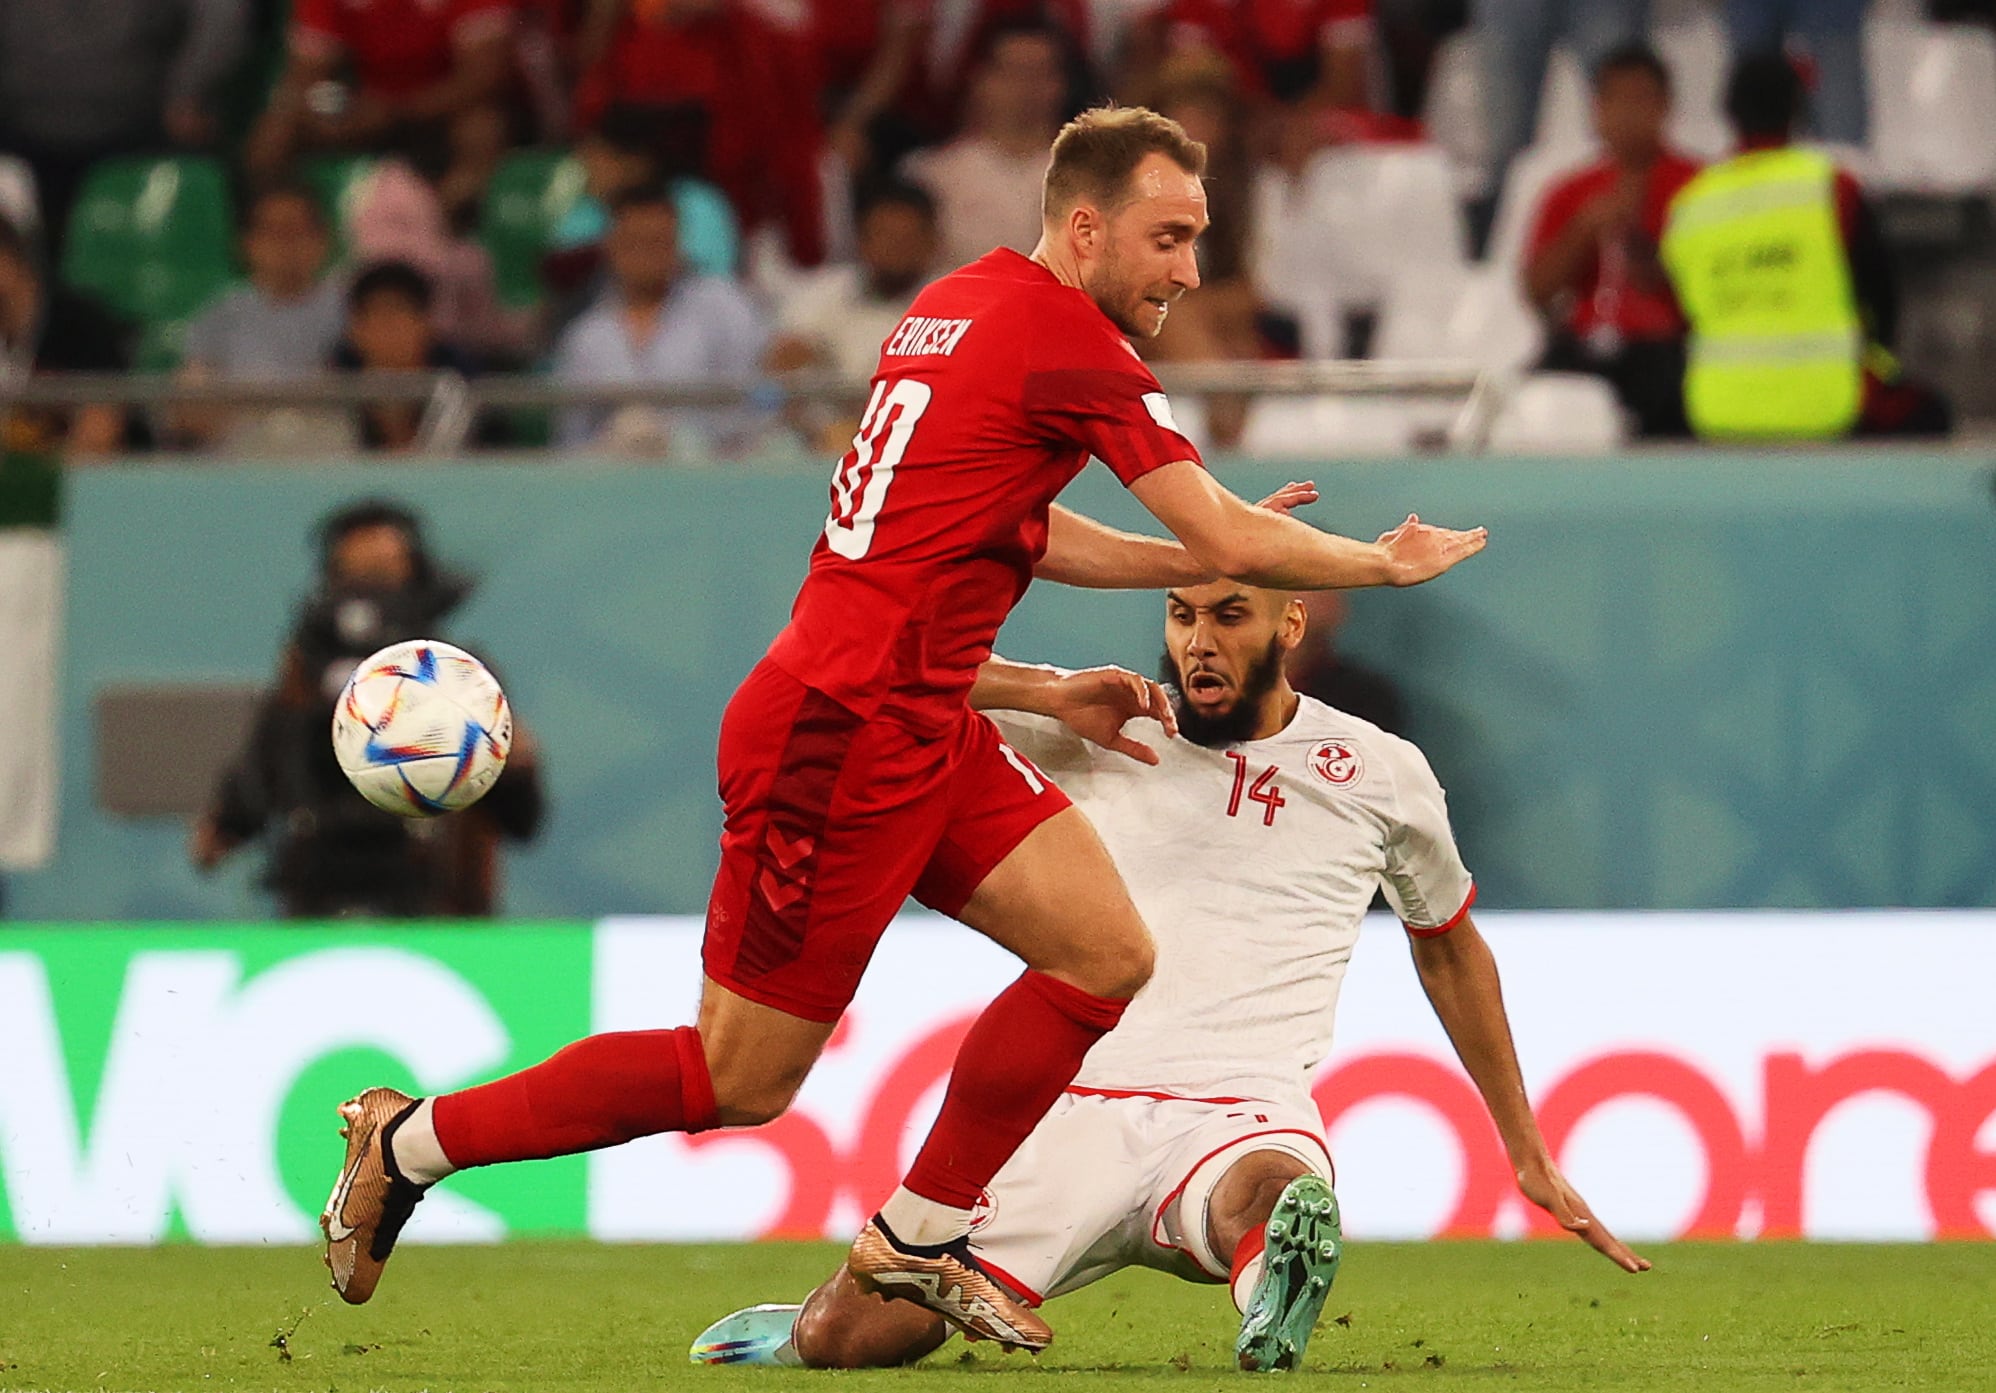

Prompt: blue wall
xmin=12 ymin=451 xmax=1996 ymax=919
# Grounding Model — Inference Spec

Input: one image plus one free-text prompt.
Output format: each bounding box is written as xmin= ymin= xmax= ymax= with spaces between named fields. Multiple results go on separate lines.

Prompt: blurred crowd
xmin=0 ymin=0 xmax=1987 ymax=460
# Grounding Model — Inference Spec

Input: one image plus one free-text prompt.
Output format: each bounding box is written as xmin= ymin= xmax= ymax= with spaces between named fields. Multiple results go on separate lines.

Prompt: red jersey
xmin=292 ymin=0 xmax=513 ymax=100
xmin=1160 ymin=0 xmax=1370 ymax=96
xmin=1526 ymin=151 xmax=1701 ymax=342
xmin=765 ymin=249 xmax=1202 ymax=735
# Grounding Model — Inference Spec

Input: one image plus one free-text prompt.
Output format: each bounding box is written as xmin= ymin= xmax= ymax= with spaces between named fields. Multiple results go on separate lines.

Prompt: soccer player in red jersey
xmin=319 ymin=106 xmax=1486 ymax=1351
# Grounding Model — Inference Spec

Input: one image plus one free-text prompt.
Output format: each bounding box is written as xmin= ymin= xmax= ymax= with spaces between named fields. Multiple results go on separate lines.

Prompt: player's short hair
xmin=1042 ymin=105 xmax=1207 ymax=221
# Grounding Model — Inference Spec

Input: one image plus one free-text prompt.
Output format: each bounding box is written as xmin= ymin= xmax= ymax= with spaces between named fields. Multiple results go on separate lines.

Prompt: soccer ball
xmin=332 ymin=639 xmax=512 ymax=817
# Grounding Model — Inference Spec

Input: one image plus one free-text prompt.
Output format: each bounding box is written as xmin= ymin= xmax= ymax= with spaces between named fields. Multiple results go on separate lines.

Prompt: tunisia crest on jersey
xmin=1308 ymin=740 xmax=1364 ymax=787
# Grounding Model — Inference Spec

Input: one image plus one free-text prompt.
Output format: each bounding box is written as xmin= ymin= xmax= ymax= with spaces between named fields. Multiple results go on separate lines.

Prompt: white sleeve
xmin=1377 ymin=740 xmax=1476 ymax=937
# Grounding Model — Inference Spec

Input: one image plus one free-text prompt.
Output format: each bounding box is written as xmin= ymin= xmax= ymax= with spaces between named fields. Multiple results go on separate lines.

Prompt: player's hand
xmin=1256 ymin=480 xmax=1319 ymax=516
xmin=1045 ymin=665 xmax=1177 ymax=764
xmin=1375 ymin=513 xmax=1487 ymax=586
xmin=1517 ymin=1154 xmax=1651 ymax=1273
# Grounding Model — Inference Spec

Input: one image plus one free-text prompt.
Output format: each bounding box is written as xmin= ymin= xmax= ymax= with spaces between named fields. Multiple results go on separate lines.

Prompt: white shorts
xmin=965 ymin=1088 xmax=1333 ymax=1305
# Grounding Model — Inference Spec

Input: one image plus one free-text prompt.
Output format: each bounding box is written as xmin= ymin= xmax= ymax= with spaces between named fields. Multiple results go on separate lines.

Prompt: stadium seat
xmin=481 ymin=149 xmax=587 ymax=307
xmin=303 ymin=155 xmax=377 ymax=239
xmin=1258 ymin=145 xmax=1469 ymax=357
xmin=61 ymin=157 xmax=236 ymax=365
xmin=1533 ymin=47 xmax=1595 ymax=155
xmin=1238 ymin=395 xmax=1443 ymax=456
xmin=1375 ymin=264 xmax=1546 ymax=373
xmin=0 ymin=155 xmax=37 ymax=239
xmin=1422 ymin=31 xmax=1493 ymax=198
xmin=1653 ymin=9 xmax=1734 ymax=160
xmin=1483 ymin=140 xmax=1598 ymax=272
xmin=1486 ymin=372 xmax=1630 ymax=452
xmin=1865 ymin=19 xmax=1996 ymax=194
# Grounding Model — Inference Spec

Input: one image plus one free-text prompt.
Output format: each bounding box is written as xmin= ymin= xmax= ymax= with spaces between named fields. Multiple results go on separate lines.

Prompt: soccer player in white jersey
xmin=691 ymin=578 xmax=1649 ymax=1372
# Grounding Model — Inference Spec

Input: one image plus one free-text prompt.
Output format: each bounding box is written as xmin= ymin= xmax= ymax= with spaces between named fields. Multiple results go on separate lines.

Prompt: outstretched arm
xmin=1128 ymin=460 xmax=1485 ymax=590
xmin=1036 ymin=482 xmax=1324 ymax=589
xmin=1035 ymin=505 xmax=1207 ymax=589
xmin=1410 ymin=915 xmax=1651 ymax=1273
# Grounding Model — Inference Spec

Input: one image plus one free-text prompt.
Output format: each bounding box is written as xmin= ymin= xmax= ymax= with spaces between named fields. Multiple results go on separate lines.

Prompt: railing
xmin=0 ymin=361 xmax=1502 ymax=454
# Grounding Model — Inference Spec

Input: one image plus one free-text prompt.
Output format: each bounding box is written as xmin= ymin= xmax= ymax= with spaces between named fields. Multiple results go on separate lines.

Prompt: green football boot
xmin=1234 ymin=1174 xmax=1343 ymax=1372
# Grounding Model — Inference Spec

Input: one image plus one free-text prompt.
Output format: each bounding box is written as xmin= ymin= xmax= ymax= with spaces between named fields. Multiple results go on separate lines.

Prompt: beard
xmin=1159 ymin=635 xmax=1287 ymax=748
xmin=1086 ymin=252 xmax=1169 ymax=338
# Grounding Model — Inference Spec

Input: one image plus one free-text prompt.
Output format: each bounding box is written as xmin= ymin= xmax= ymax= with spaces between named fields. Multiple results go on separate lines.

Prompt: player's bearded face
xmin=1161 ymin=634 xmax=1287 ymax=748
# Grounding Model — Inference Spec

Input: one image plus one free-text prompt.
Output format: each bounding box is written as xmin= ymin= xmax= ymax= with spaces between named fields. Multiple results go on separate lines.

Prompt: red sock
xmin=1230 ymin=1227 xmax=1269 ymax=1311
xmin=901 ymin=970 xmax=1130 ymax=1208
xmin=431 ymin=1026 xmax=717 ymax=1169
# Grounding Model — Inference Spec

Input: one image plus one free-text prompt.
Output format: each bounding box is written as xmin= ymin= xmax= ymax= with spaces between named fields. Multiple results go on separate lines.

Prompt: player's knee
xmin=708 ymin=1070 xmax=807 ymax=1127
xmin=1085 ymin=924 xmax=1155 ymax=1000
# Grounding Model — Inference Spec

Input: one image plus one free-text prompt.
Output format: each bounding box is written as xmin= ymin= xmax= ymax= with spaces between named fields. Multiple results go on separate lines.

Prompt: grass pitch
xmin=3 ymin=1241 xmax=1994 ymax=1392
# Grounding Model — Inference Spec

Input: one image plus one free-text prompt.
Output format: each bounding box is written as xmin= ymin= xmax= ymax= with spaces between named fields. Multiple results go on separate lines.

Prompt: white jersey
xmin=990 ymin=696 xmax=1474 ymax=1113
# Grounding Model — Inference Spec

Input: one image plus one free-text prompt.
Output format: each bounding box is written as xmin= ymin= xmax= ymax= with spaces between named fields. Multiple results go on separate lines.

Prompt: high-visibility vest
xmin=1660 ymin=147 xmax=1863 ymax=440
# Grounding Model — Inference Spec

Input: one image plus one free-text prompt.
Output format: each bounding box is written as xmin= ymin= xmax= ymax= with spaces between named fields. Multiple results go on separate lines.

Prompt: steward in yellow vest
xmin=1660 ymin=64 xmax=1860 ymax=438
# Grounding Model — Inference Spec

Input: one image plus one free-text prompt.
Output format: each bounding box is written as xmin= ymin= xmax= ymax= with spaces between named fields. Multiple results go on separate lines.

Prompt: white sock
xmin=1231 ymin=1253 xmax=1265 ymax=1314
xmin=388 ymin=1097 xmax=457 ymax=1186
xmin=877 ymin=1187 xmax=974 ymax=1247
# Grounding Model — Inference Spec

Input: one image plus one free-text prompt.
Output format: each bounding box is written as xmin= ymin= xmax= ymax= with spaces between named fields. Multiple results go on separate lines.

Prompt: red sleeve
xmin=1524 ymin=171 xmax=1586 ymax=263
xmin=291 ymin=0 xmax=343 ymax=46
xmin=1833 ymin=169 xmax=1862 ymax=245
xmin=1021 ymin=331 xmax=1203 ymax=485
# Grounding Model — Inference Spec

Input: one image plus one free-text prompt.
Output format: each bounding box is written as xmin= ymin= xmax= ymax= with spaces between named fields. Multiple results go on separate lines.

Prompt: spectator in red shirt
xmin=811 ymin=0 xmax=929 ymax=175
xmin=1523 ymin=43 xmax=1699 ymax=438
xmin=1144 ymin=0 xmax=1376 ymax=107
xmin=574 ymin=0 xmax=826 ymax=267
xmin=247 ymin=0 xmax=517 ymax=225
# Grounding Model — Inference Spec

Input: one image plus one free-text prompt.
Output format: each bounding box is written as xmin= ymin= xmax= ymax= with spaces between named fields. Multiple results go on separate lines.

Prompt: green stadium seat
xmin=301 ymin=154 xmax=377 ymax=245
xmin=481 ymin=149 xmax=587 ymax=308
xmin=61 ymin=157 xmax=238 ymax=367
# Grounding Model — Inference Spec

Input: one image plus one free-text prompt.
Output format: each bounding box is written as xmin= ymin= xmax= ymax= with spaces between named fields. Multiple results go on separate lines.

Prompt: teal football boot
xmin=1235 ymin=1174 xmax=1343 ymax=1372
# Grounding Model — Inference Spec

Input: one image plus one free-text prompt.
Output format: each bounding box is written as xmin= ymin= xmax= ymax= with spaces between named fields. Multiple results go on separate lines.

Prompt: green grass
xmin=2 ymin=1241 xmax=1994 ymax=1392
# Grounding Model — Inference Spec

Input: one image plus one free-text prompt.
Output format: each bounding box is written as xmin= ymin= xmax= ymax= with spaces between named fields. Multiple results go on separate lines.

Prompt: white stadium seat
xmin=1423 ymin=30 xmax=1494 ymax=198
xmin=1252 ymin=145 xmax=1469 ymax=359
xmin=1534 ymin=47 xmax=1596 ymax=155
xmin=1375 ymin=264 xmax=1546 ymax=374
xmin=1865 ymin=19 xmax=1996 ymax=194
xmin=1653 ymin=9 xmax=1734 ymax=161
xmin=1483 ymin=141 xmax=1598 ymax=273
xmin=1487 ymin=372 xmax=1630 ymax=452
xmin=1238 ymin=395 xmax=1449 ymax=457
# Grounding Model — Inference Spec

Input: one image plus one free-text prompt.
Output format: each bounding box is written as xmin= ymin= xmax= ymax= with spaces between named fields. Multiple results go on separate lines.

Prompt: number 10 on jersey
xmin=825 ymin=379 xmax=933 ymax=559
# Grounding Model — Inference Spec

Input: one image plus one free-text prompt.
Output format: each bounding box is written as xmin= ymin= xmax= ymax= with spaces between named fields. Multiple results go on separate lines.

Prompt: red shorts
xmin=702 ymin=660 xmax=1070 ymax=1023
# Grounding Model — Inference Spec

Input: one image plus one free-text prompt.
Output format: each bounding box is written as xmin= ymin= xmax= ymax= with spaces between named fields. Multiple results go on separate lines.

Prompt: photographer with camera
xmin=190 ymin=499 xmax=544 ymax=917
